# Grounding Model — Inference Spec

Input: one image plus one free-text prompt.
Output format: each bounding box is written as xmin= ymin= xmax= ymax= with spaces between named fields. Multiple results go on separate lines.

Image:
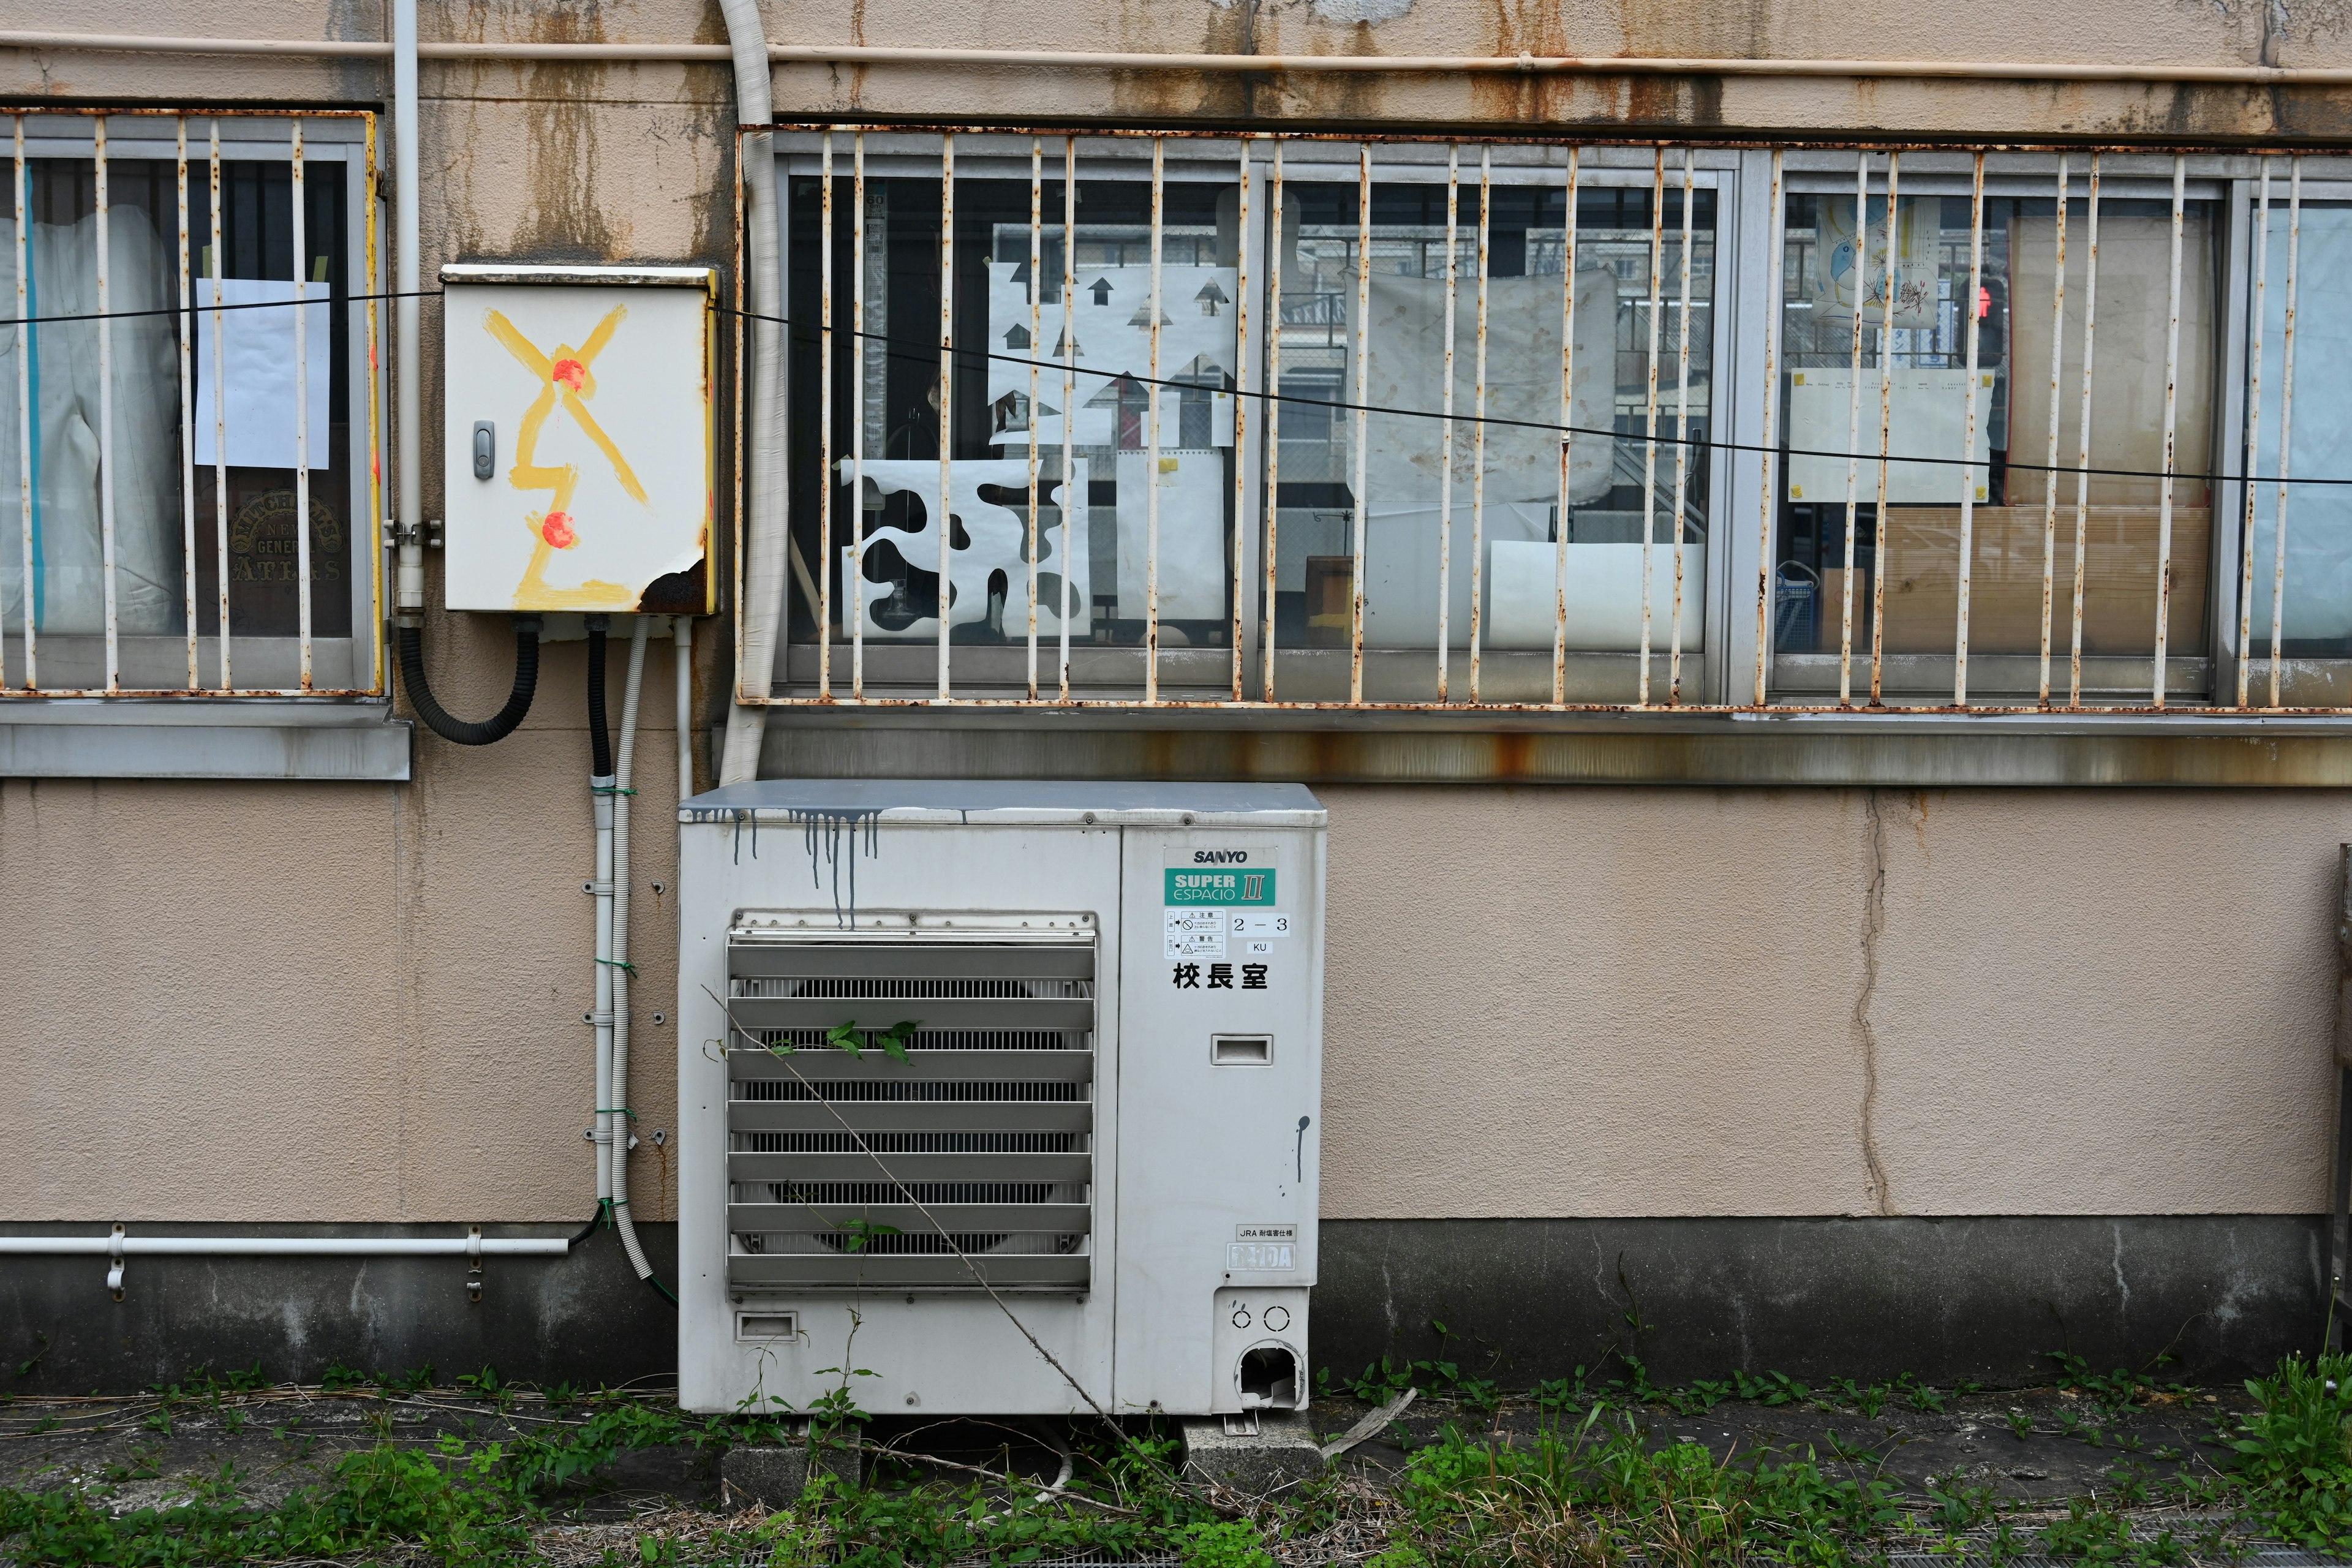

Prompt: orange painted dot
xmin=541 ymin=511 xmax=577 ymax=549
xmin=552 ymin=358 xmax=586 ymax=391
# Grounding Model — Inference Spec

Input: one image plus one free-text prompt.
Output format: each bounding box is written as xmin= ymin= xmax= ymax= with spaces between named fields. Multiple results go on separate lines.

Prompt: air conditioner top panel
xmin=679 ymin=779 xmax=1325 ymax=829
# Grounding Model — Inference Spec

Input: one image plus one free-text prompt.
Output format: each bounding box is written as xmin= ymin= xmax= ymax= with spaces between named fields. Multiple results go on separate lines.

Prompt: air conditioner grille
xmin=725 ymin=929 xmax=1096 ymax=1292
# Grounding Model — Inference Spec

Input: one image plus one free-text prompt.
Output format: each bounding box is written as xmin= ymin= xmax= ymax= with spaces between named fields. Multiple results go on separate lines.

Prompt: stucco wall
xmin=7 ymin=777 xmax=2344 ymax=1221
xmin=1318 ymin=785 xmax=2342 ymax=1221
xmin=3 ymin=2 xmax=2351 ymax=1232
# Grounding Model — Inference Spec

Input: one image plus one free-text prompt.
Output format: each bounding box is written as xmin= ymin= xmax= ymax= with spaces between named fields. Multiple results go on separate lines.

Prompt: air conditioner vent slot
xmin=725 ymin=926 xmax=1096 ymax=1292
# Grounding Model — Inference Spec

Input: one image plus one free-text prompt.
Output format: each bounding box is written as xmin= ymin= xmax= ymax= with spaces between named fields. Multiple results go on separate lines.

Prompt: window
xmin=0 ymin=110 xmax=380 ymax=698
xmin=1772 ymin=157 xmax=2218 ymax=705
xmin=761 ymin=132 xmax=2347 ymax=718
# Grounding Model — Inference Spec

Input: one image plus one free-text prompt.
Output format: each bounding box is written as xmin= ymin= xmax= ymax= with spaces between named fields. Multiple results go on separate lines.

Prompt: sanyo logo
xmin=1192 ymin=850 xmax=1251 ymax=864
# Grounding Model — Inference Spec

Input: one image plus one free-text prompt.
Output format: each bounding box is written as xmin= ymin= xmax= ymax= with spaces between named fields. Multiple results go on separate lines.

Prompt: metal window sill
xmin=757 ymin=698 xmax=2352 ymax=787
xmin=0 ymin=698 xmax=410 ymax=781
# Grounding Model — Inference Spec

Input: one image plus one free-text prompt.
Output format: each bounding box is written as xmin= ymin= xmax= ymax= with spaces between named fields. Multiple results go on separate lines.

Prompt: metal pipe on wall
xmin=717 ymin=0 xmax=783 ymax=782
xmin=18 ymin=31 xmax=2352 ymax=86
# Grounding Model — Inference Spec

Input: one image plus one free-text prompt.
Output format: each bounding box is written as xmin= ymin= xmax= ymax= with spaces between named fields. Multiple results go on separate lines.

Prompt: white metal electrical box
xmin=439 ymin=264 xmax=716 ymax=616
xmin=676 ymin=781 xmax=1325 ymax=1417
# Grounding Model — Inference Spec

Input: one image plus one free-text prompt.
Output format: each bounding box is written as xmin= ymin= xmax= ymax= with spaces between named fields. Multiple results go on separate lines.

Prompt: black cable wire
xmin=567 ymin=1206 xmax=606 ymax=1249
xmin=585 ymin=616 xmax=613 ymax=778
xmin=396 ymin=614 xmax=541 ymax=745
xmin=13 ymin=280 xmax=2346 ymax=489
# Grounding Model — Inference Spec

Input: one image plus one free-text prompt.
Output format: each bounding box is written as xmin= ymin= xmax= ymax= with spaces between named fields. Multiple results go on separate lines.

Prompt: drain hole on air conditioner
xmin=1237 ymin=1344 xmax=1299 ymax=1409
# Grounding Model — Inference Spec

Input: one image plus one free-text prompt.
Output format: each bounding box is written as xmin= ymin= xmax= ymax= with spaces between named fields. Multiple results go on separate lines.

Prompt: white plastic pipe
xmin=718 ymin=0 xmax=783 ymax=784
xmin=611 ymin=618 xmax=655 ymax=1283
xmin=392 ymin=0 xmax=422 ymax=612
xmin=14 ymin=31 xmax=2352 ymax=84
xmin=0 ymin=1237 xmax=568 ymax=1255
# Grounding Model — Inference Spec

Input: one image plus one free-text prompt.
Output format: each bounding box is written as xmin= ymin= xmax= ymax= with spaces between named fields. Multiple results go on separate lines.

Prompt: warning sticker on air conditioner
xmin=1165 ymin=907 xmax=1226 ymax=960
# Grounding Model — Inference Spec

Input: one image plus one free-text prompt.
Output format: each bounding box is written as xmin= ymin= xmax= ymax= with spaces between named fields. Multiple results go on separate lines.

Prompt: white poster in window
xmin=1807 ymin=196 xmax=1937 ymax=331
xmin=1115 ymin=448 xmax=1224 ymax=620
xmin=192 ymin=279 xmax=332 ymax=470
xmin=986 ymin=260 xmax=1237 ymax=446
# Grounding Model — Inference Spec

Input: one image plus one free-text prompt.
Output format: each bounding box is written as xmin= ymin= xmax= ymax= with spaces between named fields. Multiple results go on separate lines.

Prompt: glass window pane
xmin=1774 ymin=185 xmax=2215 ymax=678
xmin=1272 ymin=177 xmax=1713 ymax=656
xmin=787 ymin=170 xmax=1237 ymax=652
xmin=2245 ymin=202 xmax=2352 ymax=658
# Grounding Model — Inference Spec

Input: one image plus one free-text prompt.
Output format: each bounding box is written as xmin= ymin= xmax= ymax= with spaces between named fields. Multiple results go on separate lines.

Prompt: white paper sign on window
xmin=193 ymin=279 xmax=332 ymax=470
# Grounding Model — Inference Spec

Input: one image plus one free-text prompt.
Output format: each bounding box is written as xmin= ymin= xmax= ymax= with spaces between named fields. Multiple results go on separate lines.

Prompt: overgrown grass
xmin=7 ymin=1352 xmax=2352 ymax=1565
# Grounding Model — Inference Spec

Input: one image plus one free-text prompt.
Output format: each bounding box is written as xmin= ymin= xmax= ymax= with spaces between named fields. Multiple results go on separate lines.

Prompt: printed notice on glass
xmin=1165 ymin=907 xmax=1226 ymax=960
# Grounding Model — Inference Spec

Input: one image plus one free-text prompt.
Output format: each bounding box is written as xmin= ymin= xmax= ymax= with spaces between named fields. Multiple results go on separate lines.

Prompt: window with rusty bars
xmin=758 ymin=132 xmax=2351 ymax=716
xmin=0 ymin=110 xmax=380 ymax=698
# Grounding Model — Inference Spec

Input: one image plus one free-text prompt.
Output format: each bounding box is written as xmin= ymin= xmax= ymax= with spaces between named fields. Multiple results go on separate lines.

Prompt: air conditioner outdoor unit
xmin=677 ymin=781 xmax=1326 ymax=1418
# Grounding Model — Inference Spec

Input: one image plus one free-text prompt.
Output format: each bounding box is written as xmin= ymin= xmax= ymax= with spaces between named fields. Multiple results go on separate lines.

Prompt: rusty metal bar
xmin=2150 ymin=153 xmax=2184 ymax=707
xmin=1553 ymin=145 xmax=1578 ymax=709
xmin=935 ymin=132 xmax=954 ymax=701
xmin=1869 ymin=152 xmax=1901 ymax=706
xmin=851 ymin=130 xmax=865 ymax=700
xmin=1468 ymin=146 xmax=1491 ymax=706
xmin=1838 ymin=149 xmax=1866 ymax=708
xmin=209 ymin=119 xmax=227 ymax=690
xmin=1436 ymin=143 xmax=1458 ymax=704
xmin=2039 ymin=153 xmax=2069 ymax=707
xmin=1229 ymin=134 xmax=1250 ymax=703
xmin=1145 ymin=134 xmax=1166 ymax=704
xmin=2069 ymin=153 xmax=2100 ymax=708
xmin=175 ymin=117 xmax=194 ymax=690
xmin=1637 ymin=146 xmax=1664 ymax=708
xmin=1953 ymin=150 xmax=1985 ymax=707
xmin=818 ymin=130 xmax=835 ymax=699
xmin=1667 ymin=146 xmax=1695 ymax=706
xmin=96 ymin=116 xmax=118 ymax=692
xmin=1349 ymin=142 xmax=1370 ymax=706
xmin=1752 ymin=147 xmax=1782 ymax=709
xmin=1260 ymin=141 xmax=1283 ymax=703
xmin=2271 ymin=154 xmax=2302 ymax=710
xmin=292 ymin=118 xmax=312 ymax=691
xmin=2236 ymin=156 xmax=2269 ymax=710
xmin=1058 ymin=134 xmax=1076 ymax=700
xmin=10 ymin=115 xmax=28 ymax=690
xmin=1023 ymin=136 xmax=1039 ymax=700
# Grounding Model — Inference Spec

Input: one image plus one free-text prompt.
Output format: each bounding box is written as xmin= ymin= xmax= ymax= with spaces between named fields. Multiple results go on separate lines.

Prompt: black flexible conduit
xmin=585 ymin=616 xmax=612 ymax=777
xmin=396 ymin=615 xmax=543 ymax=745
